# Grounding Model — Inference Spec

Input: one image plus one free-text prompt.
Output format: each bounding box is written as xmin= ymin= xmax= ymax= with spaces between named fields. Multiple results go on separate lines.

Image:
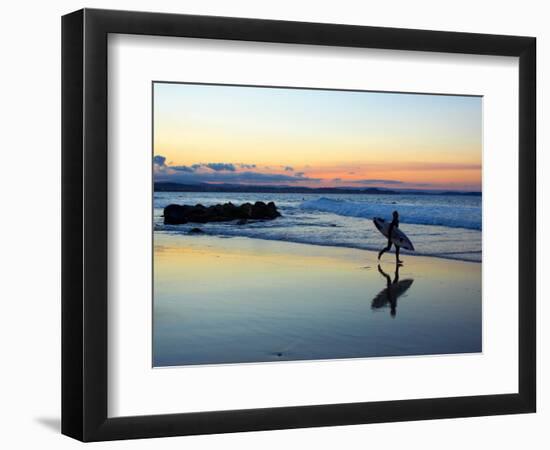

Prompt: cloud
xmin=333 ymin=178 xmax=342 ymax=182
xmin=172 ymin=165 xmax=195 ymax=173
xmin=155 ymin=169 xmax=320 ymax=185
xmin=155 ymin=157 xmax=240 ymax=173
xmin=407 ymin=182 xmax=437 ymax=187
xmin=153 ymin=155 xmax=166 ymax=166
xmin=365 ymin=162 xmax=481 ymax=171
xmin=192 ymin=162 xmax=238 ymax=172
xmin=284 ymin=166 xmax=294 ymax=172
xmin=187 ymin=162 xmax=237 ymax=172
xmin=239 ymin=163 xmax=256 ymax=169
xmin=351 ymin=179 xmax=404 ymax=185
xmin=203 ymin=163 xmax=236 ymax=172
xmin=414 ymin=162 xmax=481 ymax=171
xmin=227 ymin=171 xmax=317 ymax=183
xmin=153 ymin=157 xmax=320 ymax=185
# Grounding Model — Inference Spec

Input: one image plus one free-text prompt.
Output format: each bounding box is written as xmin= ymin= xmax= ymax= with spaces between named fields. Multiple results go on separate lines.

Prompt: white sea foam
xmin=300 ymin=197 xmax=481 ymax=231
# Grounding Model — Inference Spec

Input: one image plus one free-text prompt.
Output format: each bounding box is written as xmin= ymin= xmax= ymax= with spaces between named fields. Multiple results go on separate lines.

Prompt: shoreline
xmin=154 ymin=191 xmax=482 ymax=263
xmin=155 ymin=230 xmax=482 ymax=264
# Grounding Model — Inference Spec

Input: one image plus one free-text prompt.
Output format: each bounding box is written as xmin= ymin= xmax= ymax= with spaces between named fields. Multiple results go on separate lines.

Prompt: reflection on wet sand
xmin=154 ymin=234 xmax=481 ymax=366
xmin=371 ymin=263 xmax=414 ymax=317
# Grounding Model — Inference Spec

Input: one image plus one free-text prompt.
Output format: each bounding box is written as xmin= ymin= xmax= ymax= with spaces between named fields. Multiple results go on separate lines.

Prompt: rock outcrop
xmin=163 ymin=201 xmax=281 ymax=225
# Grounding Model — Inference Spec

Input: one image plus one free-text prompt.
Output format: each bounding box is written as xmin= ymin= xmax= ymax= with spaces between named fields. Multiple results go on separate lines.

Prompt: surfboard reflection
xmin=371 ymin=264 xmax=414 ymax=318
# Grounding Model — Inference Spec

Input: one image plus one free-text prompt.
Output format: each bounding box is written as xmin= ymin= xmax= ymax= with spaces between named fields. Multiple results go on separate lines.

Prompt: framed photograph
xmin=61 ymin=8 xmax=536 ymax=441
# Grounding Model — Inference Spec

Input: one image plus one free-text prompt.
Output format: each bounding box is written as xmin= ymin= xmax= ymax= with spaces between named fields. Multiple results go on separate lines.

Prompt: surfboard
xmin=373 ymin=217 xmax=415 ymax=251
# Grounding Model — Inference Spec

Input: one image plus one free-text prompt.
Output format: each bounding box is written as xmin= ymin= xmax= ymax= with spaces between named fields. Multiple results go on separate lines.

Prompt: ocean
xmin=154 ymin=192 xmax=482 ymax=262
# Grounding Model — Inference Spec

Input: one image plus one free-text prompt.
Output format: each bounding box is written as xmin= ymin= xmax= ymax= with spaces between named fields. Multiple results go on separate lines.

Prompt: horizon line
xmin=153 ymin=181 xmax=481 ymax=194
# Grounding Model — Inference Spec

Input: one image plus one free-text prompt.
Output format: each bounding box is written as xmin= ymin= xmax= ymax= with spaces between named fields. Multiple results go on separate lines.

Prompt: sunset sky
xmin=153 ymin=82 xmax=482 ymax=191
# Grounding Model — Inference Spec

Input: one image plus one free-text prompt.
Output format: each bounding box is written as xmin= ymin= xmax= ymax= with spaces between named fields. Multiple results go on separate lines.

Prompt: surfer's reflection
xmin=371 ymin=263 xmax=414 ymax=318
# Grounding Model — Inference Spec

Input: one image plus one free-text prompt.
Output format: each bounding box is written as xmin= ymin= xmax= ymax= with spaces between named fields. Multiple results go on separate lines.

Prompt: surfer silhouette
xmin=377 ymin=210 xmax=403 ymax=264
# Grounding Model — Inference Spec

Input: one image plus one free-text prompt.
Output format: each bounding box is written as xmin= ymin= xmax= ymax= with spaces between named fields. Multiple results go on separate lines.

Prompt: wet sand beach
xmin=153 ymin=234 xmax=481 ymax=367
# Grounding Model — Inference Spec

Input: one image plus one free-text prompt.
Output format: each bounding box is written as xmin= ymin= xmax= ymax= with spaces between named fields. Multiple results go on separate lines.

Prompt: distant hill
xmin=154 ymin=182 xmax=481 ymax=196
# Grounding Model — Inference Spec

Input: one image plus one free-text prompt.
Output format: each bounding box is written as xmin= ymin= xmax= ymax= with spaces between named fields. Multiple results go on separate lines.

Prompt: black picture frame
xmin=62 ymin=8 xmax=536 ymax=442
